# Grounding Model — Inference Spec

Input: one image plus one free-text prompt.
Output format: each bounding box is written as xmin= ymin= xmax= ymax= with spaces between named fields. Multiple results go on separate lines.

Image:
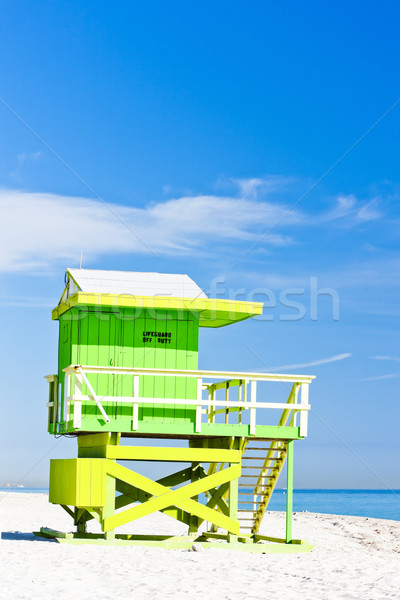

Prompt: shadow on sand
xmin=1 ymin=531 xmax=55 ymax=542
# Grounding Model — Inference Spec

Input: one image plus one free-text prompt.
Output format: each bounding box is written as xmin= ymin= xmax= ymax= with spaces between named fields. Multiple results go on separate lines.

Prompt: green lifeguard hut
xmin=39 ymin=268 xmax=315 ymax=552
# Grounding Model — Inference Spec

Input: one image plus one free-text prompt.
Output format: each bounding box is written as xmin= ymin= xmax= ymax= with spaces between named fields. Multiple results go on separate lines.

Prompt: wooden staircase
xmin=237 ymin=381 xmax=300 ymax=535
xmin=237 ymin=439 xmax=288 ymax=534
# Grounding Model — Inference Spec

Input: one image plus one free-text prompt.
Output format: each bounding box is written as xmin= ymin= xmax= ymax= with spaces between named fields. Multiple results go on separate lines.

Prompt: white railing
xmin=62 ymin=365 xmax=314 ymax=436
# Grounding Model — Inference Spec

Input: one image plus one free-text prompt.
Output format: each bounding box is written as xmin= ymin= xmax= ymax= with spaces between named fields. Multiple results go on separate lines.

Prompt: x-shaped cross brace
xmin=104 ymin=461 xmax=240 ymax=534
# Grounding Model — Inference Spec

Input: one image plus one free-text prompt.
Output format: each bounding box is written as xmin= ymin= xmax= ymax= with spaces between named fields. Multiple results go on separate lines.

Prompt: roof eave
xmin=52 ymin=292 xmax=263 ymax=326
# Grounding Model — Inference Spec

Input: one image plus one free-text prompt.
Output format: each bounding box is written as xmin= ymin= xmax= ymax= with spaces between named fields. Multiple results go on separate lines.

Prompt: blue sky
xmin=0 ymin=1 xmax=399 ymax=490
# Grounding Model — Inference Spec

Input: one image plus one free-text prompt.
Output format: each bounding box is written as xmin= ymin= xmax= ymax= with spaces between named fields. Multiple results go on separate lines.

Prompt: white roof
xmin=67 ymin=268 xmax=208 ymax=299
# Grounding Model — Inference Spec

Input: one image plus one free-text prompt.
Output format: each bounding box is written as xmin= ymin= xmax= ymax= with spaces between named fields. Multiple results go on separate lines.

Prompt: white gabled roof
xmin=66 ymin=268 xmax=208 ymax=299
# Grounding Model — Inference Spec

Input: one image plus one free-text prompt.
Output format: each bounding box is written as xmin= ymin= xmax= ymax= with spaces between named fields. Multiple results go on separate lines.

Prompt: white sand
xmin=1 ymin=492 xmax=399 ymax=600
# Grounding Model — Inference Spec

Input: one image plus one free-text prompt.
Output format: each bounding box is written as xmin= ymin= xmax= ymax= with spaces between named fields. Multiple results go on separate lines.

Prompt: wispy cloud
xmin=321 ymin=194 xmax=382 ymax=224
xmin=10 ymin=151 xmax=42 ymax=178
xmin=267 ymin=352 xmax=352 ymax=371
xmin=371 ymin=355 xmax=400 ymax=363
xmin=362 ymin=373 xmax=400 ymax=382
xmin=229 ymin=175 xmax=295 ymax=199
xmin=0 ymin=178 xmax=385 ymax=274
xmin=0 ymin=296 xmax=53 ymax=308
xmin=237 ymin=252 xmax=400 ymax=295
xmin=0 ymin=186 xmax=302 ymax=273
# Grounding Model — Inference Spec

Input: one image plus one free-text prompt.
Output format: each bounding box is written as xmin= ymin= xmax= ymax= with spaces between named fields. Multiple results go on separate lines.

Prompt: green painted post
xmin=228 ymin=467 xmax=238 ymax=543
xmin=285 ymin=440 xmax=294 ymax=543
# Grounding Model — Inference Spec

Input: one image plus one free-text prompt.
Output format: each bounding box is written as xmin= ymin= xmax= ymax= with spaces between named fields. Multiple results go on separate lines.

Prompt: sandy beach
xmin=0 ymin=492 xmax=399 ymax=600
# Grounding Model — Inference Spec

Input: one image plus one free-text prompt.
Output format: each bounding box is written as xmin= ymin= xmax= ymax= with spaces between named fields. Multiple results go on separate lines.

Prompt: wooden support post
xmin=228 ymin=467 xmax=238 ymax=543
xmin=75 ymin=507 xmax=87 ymax=535
xmin=188 ymin=460 xmax=200 ymax=536
xmin=109 ymin=432 xmax=121 ymax=446
xmin=103 ymin=472 xmax=116 ymax=541
xmin=285 ymin=440 xmax=294 ymax=544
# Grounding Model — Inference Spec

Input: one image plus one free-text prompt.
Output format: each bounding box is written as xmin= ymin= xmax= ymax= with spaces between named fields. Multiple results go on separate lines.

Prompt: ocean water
xmin=258 ymin=489 xmax=400 ymax=521
xmin=1 ymin=488 xmax=399 ymax=521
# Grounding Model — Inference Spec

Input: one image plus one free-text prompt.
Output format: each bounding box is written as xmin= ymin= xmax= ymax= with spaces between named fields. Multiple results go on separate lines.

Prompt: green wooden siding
xmin=58 ymin=307 xmax=199 ymax=430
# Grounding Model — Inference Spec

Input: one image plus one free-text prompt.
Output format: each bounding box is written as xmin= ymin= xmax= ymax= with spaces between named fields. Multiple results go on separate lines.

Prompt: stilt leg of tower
xmin=228 ymin=471 xmax=238 ymax=543
xmin=286 ymin=440 xmax=294 ymax=544
xmin=188 ymin=461 xmax=200 ymax=536
xmin=104 ymin=471 xmax=116 ymax=541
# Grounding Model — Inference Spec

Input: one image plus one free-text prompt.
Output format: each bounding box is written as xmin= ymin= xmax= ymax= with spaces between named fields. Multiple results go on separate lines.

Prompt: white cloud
xmin=0 ymin=179 xmax=385 ymax=274
xmin=356 ymin=201 xmax=382 ymax=222
xmin=0 ymin=188 xmax=302 ymax=273
xmin=371 ymin=356 xmax=400 ymax=363
xmin=267 ymin=353 xmax=352 ymax=371
xmin=230 ymin=176 xmax=294 ymax=199
xmin=231 ymin=184 xmax=383 ymax=226
xmin=361 ymin=373 xmax=400 ymax=382
xmin=321 ymin=194 xmax=382 ymax=224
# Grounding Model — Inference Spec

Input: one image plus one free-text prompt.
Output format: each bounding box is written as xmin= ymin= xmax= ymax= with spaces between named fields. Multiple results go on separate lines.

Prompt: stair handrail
xmin=250 ymin=383 xmax=300 ymax=533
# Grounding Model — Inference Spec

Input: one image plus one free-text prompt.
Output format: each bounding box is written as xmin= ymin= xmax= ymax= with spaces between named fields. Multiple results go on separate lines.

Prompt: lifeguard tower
xmin=38 ymin=268 xmax=315 ymax=552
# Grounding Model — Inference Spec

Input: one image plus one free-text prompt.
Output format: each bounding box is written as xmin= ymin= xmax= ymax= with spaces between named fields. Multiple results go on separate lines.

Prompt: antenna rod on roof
xmin=79 ymin=249 xmax=83 ymax=270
